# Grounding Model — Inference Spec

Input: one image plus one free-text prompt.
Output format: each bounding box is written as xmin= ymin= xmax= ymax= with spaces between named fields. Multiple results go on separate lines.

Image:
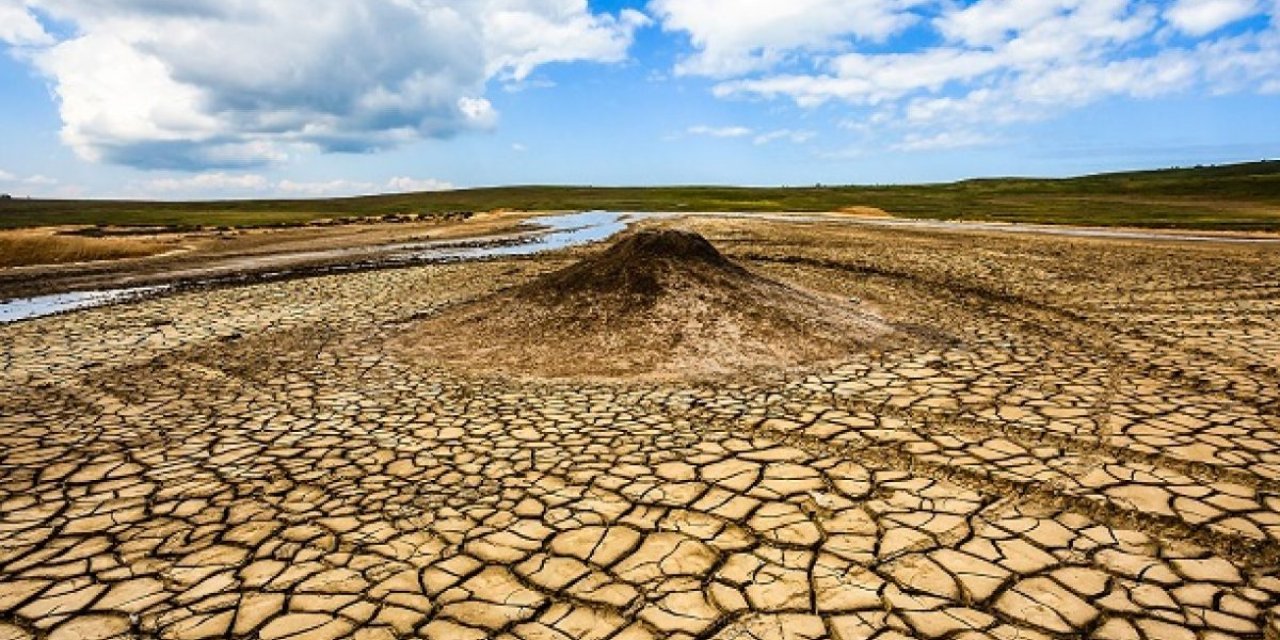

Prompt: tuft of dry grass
xmin=0 ymin=232 xmax=165 ymax=268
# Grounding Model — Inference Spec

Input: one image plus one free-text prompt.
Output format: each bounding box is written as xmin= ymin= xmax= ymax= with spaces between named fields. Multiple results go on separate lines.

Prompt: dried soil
xmin=403 ymin=229 xmax=897 ymax=379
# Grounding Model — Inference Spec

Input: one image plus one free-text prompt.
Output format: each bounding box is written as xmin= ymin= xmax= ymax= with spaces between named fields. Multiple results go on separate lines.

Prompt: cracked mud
xmin=3 ymin=217 xmax=1280 ymax=640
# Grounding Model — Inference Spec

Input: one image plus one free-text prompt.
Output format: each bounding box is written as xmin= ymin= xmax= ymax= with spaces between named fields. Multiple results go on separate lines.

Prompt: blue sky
xmin=1 ymin=0 xmax=1278 ymax=199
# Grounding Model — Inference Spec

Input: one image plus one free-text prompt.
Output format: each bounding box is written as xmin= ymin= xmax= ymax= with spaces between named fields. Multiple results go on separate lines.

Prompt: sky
xmin=1 ymin=0 xmax=1278 ymax=200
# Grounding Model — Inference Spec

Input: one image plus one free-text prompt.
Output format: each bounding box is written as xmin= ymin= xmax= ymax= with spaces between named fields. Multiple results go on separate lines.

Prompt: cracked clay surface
xmin=3 ymin=217 xmax=1280 ymax=640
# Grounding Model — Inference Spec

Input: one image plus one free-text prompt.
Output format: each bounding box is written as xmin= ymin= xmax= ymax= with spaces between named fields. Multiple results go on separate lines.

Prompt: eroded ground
xmin=2 ymin=217 xmax=1280 ymax=640
xmin=0 ymin=211 xmax=526 ymax=300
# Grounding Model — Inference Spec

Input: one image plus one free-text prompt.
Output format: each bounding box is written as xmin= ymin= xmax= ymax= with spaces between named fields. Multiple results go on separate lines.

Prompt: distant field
xmin=3 ymin=160 xmax=1280 ymax=230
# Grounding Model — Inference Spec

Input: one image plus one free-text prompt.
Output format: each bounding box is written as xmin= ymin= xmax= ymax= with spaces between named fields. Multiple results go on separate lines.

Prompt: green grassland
xmin=3 ymin=160 xmax=1279 ymax=231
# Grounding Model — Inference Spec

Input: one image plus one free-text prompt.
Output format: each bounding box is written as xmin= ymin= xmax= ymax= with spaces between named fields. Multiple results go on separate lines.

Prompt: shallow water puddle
xmin=0 ymin=286 xmax=170 ymax=324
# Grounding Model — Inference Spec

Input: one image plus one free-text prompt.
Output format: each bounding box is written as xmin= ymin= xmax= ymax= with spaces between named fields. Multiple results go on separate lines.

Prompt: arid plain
xmin=3 ymin=213 xmax=1280 ymax=640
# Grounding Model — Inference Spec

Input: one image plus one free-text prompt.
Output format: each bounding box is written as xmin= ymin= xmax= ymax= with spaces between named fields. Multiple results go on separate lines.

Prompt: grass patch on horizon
xmin=2 ymin=160 xmax=1279 ymax=231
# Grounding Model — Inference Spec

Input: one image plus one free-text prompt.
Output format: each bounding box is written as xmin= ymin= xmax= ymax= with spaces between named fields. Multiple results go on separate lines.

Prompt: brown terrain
xmin=405 ymin=229 xmax=897 ymax=380
xmin=0 ymin=211 xmax=528 ymax=299
xmin=2 ymin=214 xmax=1280 ymax=640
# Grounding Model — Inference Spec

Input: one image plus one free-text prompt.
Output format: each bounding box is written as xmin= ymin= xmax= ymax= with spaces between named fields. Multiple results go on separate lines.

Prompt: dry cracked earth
xmin=2 ymin=217 xmax=1280 ymax=640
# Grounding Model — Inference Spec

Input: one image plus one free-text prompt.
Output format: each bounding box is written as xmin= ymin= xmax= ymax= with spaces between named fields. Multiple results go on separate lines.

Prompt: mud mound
xmin=525 ymin=229 xmax=749 ymax=302
xmin=402 ymin=229 xmax=897 ymax=380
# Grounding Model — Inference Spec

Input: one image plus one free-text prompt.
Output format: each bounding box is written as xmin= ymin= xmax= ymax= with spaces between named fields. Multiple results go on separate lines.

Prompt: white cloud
xmin=713 ymin=47 xmax=1011 ymax=107
xmin=8 ymin=0 xmax=644 ymax=170
xmin=892 ymin=130 xmax=1000 ymax=152
xmin=683 ymin=124 xmax=815 ymax=145
xmin=1167 ymin=0 xmax=1261 ymax=35
xmin=754 ymin=129 xmax=816 ymax=145
xmin=276 ymin=179 xmax=380 ymax=197
xmin=1194 ymin=27 xmax=1280 ymax=93
xmin=144 ymin=173 xmax=271 ymax=194
xmin=0 ymin=0 xmax=52 ymax=46
xmin=935 ymin=0 xmax=1079 ymax=47
xmin=386 ymin=176 xmax=454 ymax=192
xmin=904 ymin=90 xmax=1023 ymax=126
xmin=661 ymin=0 xmax=1280 ymax=151
xmin=278 ymin=176 xmax=457 ymax=197
xmin=898 ymin=48 xmax=1201 ymax=127
xmin=136 ymin=173 xmax=454 ymax=198
xmin=687 ymin=125 xmax=753 ymax=138
xmin=485 ymin=6 xmax=650 ymax=81
xmin=649 ymin=0 xmax=928 ymax=77
xmin=712 ymin=1 xmax=1164 ymax=107
xmin=0 ymin=169 xmax=14 ymax=181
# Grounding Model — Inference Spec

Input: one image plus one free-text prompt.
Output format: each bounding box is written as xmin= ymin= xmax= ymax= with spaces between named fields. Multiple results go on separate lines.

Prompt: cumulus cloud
xmin=709 ymin=0 xmax=1170 ymax=107
xmin=658 ymin=0 xmax=1280 ymax=151
xmin=1167 ymin=0 xmax=1261 ymax=35
xmin=0 ymin=0 xmax=51 ymax=46
xmin=485 ymin=6 xmax=650 ymax=81
xmin=649 ymin=0 xmax=928 ymax=77
xmin=5 ymin=0 xmax=644 ymax=170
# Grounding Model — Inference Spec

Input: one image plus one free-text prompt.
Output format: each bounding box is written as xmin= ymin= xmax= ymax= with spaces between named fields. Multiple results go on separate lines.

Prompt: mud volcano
xmin=404 ymin=229 xmax=895 ymax=379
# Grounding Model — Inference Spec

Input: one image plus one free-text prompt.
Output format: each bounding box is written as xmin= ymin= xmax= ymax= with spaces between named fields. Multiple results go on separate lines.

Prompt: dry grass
xmin=0 ymin=232 xmax=166 ymax=268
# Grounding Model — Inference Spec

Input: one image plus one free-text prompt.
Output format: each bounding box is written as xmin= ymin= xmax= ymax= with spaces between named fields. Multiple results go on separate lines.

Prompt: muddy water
xmin=0 ymin=211 xmax=637 ymax=324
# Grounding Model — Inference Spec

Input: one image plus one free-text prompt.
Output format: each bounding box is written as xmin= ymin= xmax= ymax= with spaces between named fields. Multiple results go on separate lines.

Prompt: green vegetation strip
xmin=3 ymin=161 xmax=1279 ymax=231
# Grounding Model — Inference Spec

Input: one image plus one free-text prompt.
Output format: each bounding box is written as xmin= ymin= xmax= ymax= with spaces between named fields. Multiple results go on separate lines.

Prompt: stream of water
xmin=0 ymin=211 xmax=635 ymax=324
